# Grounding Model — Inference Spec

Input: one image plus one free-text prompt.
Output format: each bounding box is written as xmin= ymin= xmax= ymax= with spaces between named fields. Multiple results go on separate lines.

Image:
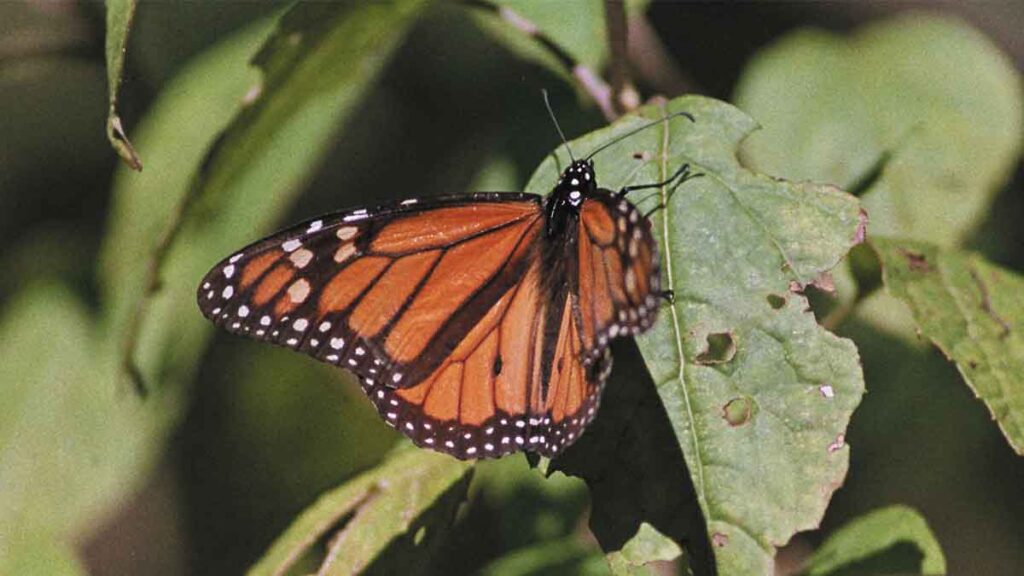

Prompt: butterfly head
xmin=556 ymin=159 xmax=597 ymax=208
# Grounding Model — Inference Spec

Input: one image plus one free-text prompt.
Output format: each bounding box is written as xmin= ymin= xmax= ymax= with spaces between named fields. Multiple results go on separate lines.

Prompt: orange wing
xmin=371 ymin=264 xmax=611 ymax=460
xmin=198 ymin=189 xmax=661 ymax=461
xmin=366 ymin=259 xmax=549 ymax=458
xmin=197 ymin=195 xmax=543 ymax=391
xmin=573 ymin=191 xmax=661 ymax=363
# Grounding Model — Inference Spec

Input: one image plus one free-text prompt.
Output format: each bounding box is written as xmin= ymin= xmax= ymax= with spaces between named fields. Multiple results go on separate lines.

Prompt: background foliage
xmin=1 ymin=2 xmax=1021 ymax=575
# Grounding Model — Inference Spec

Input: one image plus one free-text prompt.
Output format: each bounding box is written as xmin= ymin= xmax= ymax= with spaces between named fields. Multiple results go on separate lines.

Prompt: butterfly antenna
xmin=542 ymin=89 xmax=575 ymax=162
xmin=585 ymin=111 xmax=695 ymax=161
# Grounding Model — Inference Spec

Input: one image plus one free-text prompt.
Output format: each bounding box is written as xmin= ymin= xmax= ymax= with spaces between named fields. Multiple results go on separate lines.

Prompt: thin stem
xmin=627 ymin=12 xmax=697 ymax=96
xmin=462 ymin=0 xmax=616 ymax=120
xmin=603 ymin=0 xmax=639 ymax=114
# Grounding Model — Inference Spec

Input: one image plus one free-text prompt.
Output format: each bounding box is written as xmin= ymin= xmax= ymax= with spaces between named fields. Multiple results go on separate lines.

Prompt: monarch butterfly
xmin=197 ymin=108 xmax=697 ymax=460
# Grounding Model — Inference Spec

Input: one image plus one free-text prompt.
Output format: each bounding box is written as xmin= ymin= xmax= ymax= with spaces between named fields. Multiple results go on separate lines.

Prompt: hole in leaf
xmin=712 ymin=532 xmax=729 ymax=548
xmin=767 ymin=294 xmax=786 ymax=309
xmin=722 ymin=397 xmax=755 ymax=426
xmin=828 ymin=542 xmax=925 ymax=576
xmin=696 ymin=332 xmax=735 ymax=365
xmin=413 ymin=525 xmax=427 ymax=546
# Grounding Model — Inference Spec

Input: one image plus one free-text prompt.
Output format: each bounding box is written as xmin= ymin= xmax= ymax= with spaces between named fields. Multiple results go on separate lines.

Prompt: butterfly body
xmin=198 ymin=159 xmax=661 ymax=460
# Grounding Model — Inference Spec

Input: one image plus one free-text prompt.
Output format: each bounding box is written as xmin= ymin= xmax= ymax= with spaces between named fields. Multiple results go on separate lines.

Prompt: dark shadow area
xmin=827 ymin=542 xmax=925 ymax=576
xmin=551 ymin=339 xmax=715 ymax=576
xmin=363 ymin=471 xmax=474 ymax=576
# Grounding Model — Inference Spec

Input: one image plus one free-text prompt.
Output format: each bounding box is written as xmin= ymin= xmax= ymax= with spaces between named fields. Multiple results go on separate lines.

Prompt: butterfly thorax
xmin=544 ymin=159 xmax=597 ymax=239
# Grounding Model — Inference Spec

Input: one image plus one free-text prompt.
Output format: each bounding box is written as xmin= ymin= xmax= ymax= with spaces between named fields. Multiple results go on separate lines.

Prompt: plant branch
xmin=463 ymin=0 xmax=617 ymax=120
xmin=603 ymin=0 xmax=639 ymax=114
xmin=627 ymin=12 xmax=697 ymax=96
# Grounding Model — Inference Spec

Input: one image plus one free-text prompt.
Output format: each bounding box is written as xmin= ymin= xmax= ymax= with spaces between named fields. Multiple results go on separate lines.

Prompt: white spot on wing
xmin=334 ymin=244 xmax=356 ymax=263
xmin=288 ymin=279 xmax=310 ymax=303
xmin=344 ymin=210 xmax=368 ymax=222
xmin=282 ymin=239 xmax=302 ymax=252
xmin=290 ymin=248 xmax=313 ymax=268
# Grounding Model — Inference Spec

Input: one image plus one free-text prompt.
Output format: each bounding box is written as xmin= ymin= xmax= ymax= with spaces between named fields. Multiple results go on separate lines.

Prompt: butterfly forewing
xmin=197 ymin=194 xmax=542 ymax=389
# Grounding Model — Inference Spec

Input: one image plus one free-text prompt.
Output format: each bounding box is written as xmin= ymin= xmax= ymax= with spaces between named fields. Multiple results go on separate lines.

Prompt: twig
xmin=463 ymin=0 xmax=617 ymax=120
xmin=626 ymin=12 xmax=696 ymax=96
xmin=603 ymin=0 xmax=639 ymax=114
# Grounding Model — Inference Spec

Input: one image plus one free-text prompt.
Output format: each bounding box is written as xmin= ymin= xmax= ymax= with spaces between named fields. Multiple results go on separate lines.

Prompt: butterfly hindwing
xmin=364 ymin=259 xmax=549 ymax=458
xmin=573 ymin=189 xmax=661 ymax=363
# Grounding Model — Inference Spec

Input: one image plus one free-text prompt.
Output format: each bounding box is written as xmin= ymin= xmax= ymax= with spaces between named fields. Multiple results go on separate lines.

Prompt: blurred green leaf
xmin=803 ymin=505 xmax=945 ymax=575
xmin=250 ymin=447 xmax=472 ymax=576
xmin=101 ymin=0 xmax=426 ymax=395
xmin=0 ymin=529 xmax=86 ymax=576
xmin=100 ymin=15 xmax=273 ymax=389
xmin=104 ymin=0 xmax=142 ymax=170
xmin=0 ymin=286 xmax=176 ymax=567
xmin=735 ymin=14 xmax=1022 ymax=247
xmin=527 ymin=96 xmax=865 ymax=575
xmin=480 ymin=537 xmax=608 ymax=576
xmin=872 ymin=237 xmax=1024 ymax=455
xmin=467 ymin=0 xmax=647 ymax=76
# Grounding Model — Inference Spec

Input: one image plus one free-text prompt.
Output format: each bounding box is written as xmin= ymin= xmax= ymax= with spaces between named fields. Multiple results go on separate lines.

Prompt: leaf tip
xmin=107 ymin=114 xmax=143 ymax=171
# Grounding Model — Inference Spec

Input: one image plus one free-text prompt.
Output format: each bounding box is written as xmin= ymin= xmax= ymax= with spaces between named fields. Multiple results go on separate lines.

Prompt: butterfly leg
xmin=618 ymin=163 xmax=695 ymax=198
xmin=637 ymin=169 xmax=705 ymax=218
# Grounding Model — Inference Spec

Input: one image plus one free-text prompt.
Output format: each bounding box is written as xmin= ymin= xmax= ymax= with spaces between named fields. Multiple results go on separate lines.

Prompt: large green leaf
xmin=872 ymin=237 xmax=1024 ymax=455
xmin=526 ymin=96 xmax=865 ymax=575
xmin=803 ymin=505 xmax=945 ymax=575
xmin=735 ymin=14 xmax=1022 ymax=247
xmin=104 ymin=0 xmax=142 ymax=170
xmin=0 ymin=529 xmax=86 ymax=576
xmin=0 ymin=286 xmax=175 ymax=568
xmin=100 ymin=0 xmax=426 ymax=394
xmin=249 ymin=447 xmax=472 ymax=575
